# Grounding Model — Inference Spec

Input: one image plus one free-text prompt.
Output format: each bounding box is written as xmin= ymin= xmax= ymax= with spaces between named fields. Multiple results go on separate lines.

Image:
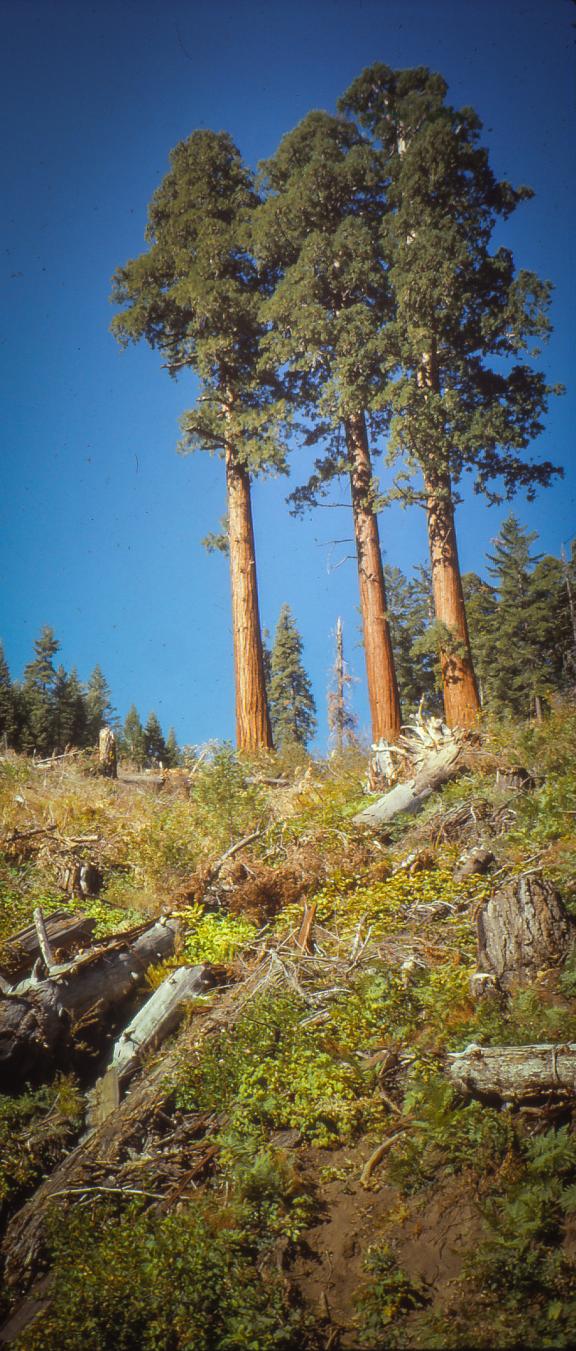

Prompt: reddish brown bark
xmin=425 ymin=469 xmax=480 ymax=728
xmin=345 ymin=412 xmax=401 ymax=743
xmin=225 ymin=447 xmax=273 ymax=751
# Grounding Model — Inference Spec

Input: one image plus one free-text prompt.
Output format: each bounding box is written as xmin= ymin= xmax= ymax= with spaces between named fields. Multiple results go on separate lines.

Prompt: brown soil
xmin=287 ymin=1143 xmax=482 ymax=1348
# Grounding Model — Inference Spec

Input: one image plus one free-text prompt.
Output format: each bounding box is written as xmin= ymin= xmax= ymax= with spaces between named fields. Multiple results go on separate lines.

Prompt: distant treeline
xmin=0 ymin=631 xmax=180 ymax=767
xmin=387 ymin=516 xmax=576 ymax=721
xmin=0 ymin=516 xmax=573 ymax=764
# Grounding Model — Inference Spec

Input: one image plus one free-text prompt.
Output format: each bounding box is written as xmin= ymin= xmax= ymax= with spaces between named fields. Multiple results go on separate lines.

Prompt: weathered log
xmin=476 ymin=873 xmax=574 ymax=988
xmin=448 ymin=1041 xmax=576 ymax=1102
xmin=0 ymin=911 xmax=96 ymax=985
xmin=0 ymin=919 xmax=179 ymax=1088
xmin=354 ymin=741 xmax=464 ymax=827
xmin=110 ymin=964 xmax=212 ymax=1085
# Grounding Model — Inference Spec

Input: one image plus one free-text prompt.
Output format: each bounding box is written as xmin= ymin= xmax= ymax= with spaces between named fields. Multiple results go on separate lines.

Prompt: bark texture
xmin=425 ymin=469 xmax=480 ymax=728
xmin=0 ymin=912 xmax=95 ymax=986
xmin=0 ymin=920 xmax=179 ymax=1087
xmin=345 ymin=412 xmax=401 ymax=743
xmin=448 ymin=1041 xmax=576 ymax=1102
xmin=225 ymin=447 xmax=273 ymax=751
xmin=476 ymin=874 xmax=574 ymax=988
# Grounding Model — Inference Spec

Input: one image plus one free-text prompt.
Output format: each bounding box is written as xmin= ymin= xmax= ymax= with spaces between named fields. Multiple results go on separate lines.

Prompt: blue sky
xmin=1 ymin=0 xmax=574 ymax=749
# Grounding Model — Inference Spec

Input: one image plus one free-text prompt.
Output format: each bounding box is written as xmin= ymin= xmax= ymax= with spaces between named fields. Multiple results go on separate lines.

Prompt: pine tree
xmin=85 ymin=665 xmax=116 ymax=744
xmin=327 ymin=618 xmax=357 ymax=751
xmin=111 ymin=131 xmax=289 ymax=752
xmin=483 ymin=516 xmax=549 ymax=716
xmin=268 ymin=605 xmax=317 ymax=748
xmin=144 ymin=711 xmax=167 ymax=766
xmin=254 ymin=113 xmax=401 ymax=744
xmin=0 ymin=643 xmax=17 ymax=749
xmin=52 ymin=666 xmax=87 ymax=752
xmin=122 ymin=705 xmax=147 ymax=768
xmin=461 ymin=573 xmax=499 ymax=707
xmin=382 ymin=565 xmax=440 ymax=713
xmin=164 ymin=727 xmax=181 ymax=769
xmin=339 ymin=64 xmax=561 ymax=728
xmin=20 ymin=626 xmax=60 ymax=755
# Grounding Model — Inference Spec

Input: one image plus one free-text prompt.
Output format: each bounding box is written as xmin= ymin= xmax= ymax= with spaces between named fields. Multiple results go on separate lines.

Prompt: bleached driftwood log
xmin=86 ymin=964 xmax=217 ymax=1127
xmin=110 ymin=964 xmax=213 ymax=1084
xmin=448 ymin=1042 xmax=576 ymax=1102
xmin=476 ymin=874 xmax=574 ymax=989
xmin=354 ymin=741 xmax=464 ymax=828
xmin=0 ymin=919 xmax=179 ymax=1087
xmin=0 ymin=911 xmax=95 ymax=985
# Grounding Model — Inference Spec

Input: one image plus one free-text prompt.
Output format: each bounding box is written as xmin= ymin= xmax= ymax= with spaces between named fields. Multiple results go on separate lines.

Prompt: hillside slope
xmin=1 ymin=709 xmax=576 ymax=1349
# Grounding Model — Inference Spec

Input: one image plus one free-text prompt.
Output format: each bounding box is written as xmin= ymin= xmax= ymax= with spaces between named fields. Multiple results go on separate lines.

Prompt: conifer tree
xmin=20 ymin=626 xmax=60 ymax=755
xmin=268 ymin=605 xmax=317 ymax=749
xmin=164 ymin=727 xmax=181 ymax=769
xmin=111 ymin=131 xmax=288 ymax=752
xmin=85 ymin=665 xmax=116 ymax=744
xmin=122 ymin=705 xmax=147 ymax=768
xmin=52 ymin=666 xmax=87 ymax=752
xmin=482 ymin=516 xmax=568 ymax=716
xmin=461 ymin=572 xmax=499 ymax=707
xmin=382 ymin=565 xmax=440 ymax=712
xmin=144 ymin=711 xmax=167 ymax=766
xmin=339 ymin=64 xmax=561 ymax=728
xmin=0 ymin=643 xmax=17 ymax=749
xmin=254 ymin=113 xmax=401 ymax=744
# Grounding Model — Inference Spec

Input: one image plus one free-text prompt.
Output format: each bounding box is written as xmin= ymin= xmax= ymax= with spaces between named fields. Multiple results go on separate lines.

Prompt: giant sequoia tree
xmin=111 ymin=132 xmax=288 ymax=751
xmin=253 ymin=113 xmax=401 ymax=743
xmin=339 ymin=65 xmax=561 ymax=727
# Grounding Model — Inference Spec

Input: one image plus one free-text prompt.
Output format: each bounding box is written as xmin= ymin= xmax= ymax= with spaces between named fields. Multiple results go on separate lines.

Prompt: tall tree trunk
xmin=225 ymin=447 xmax=273 ymax=751
xmin=425 ymin=469 xmax=480 ymax=727
xmin=345 ymin=412 xmax=401 ymax=743
xmin=418 ymin=349 xmax=480 ymax=728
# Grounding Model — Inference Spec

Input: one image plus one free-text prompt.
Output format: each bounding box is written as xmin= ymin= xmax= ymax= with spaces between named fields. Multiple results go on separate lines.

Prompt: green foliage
xmin=0 ymin=1077 xmax=83 ymax=1220
xmin=121 ymin=704 xmax=147 ymax=768
xmin=190 ymin=747 xmax=266 ymax=851
xmin=389 ymin=1075 xmax=516 ymax=1192
xmin=218 ymin=1130 xmax=315 ymax=1245
xmin=176 ymin=989 xmax=381 ymax=1147
xmin=268 ymin=604 xmax=317 ymax=749
xmin=20 ymin=1199 xmax=307 ymax=1351
xmin=175 ymin=904 xmax=257 ymax=964
xmin=355 ymin=1242 xmax=429 ymax=1344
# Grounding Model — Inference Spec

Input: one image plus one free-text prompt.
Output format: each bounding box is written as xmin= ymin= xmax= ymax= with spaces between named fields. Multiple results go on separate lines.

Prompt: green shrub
xmin=20 ymin=1200 xmax=307 ymax=1351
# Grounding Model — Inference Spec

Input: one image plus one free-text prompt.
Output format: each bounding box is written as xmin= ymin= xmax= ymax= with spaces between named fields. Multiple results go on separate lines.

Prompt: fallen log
xmin=0 ymin=911 xmax=96 ymax=985
xmin=110 ymin=964 xmax=212 ymax=1079
xmin=476 ymin=873 xmax=574 ymax=989
xmin=1 ymin=981 xmax=231 ymax=1306
xmin=448 ymin=1041 xmax=576 ymax=1103
xmin=0 ymin=919 xmax=179 ymax=1088
xmin=354 ymin=741 xmax=464 ymax=828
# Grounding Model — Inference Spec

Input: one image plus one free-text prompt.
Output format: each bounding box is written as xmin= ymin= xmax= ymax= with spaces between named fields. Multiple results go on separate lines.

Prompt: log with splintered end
xmin=0 ymin=919 xmax=179 ymax=1088
xmin=448 ymin=1042 xmax=576 ymax=1102
xmin=353 ymin=741 xmax=463 ymax=827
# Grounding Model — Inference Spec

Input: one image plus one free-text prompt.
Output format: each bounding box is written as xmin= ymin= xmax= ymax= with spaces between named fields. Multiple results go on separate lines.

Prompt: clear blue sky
xmin=1 ymin=0 xmax=574 ymax=750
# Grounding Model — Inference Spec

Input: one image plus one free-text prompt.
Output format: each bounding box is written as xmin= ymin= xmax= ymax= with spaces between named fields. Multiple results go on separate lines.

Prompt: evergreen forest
xmin=1 ymin=58 xmax=575 ymax=1351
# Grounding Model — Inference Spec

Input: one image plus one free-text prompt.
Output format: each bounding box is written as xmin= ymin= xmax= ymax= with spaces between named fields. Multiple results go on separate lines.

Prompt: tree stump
xmin=476 ymin=873 xmax=574 ymax=988
xmin=98 ymin=728 xmax=117 ymax=779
